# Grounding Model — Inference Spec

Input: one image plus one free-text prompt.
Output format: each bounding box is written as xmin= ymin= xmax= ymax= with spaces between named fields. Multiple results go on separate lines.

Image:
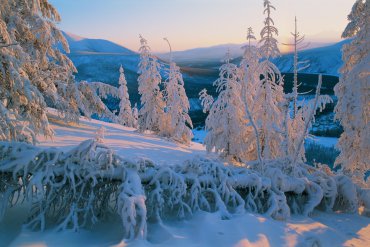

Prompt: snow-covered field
xmin=38 ymin=109 xmax=211 ymax=165
xmin=1 ymin=110 xmax=369 ymax=247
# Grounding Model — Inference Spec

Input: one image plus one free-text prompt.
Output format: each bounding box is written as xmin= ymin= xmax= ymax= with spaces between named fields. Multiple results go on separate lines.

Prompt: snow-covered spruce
xmin=202 ymin=51 xmax=250 ymax=161
xmin=160 ymin=38 xmax=193 ymax=144
xmin=1 ymin=140 xmax=368 ymax=239
xmin=0 ymin=0 xmax=122 ymax=143
xmin=118 ymin=65 xmax=135 ymax=127
xmin=0 ymin=0 xmax=75 ymax=139
xmin=239 ymin=27 xmax=263 ymax=163
xmin=255 ymin=0 xmax=286 ymax=162
xmin=137 ymin=35 xmax=165 ymax=133
xmin=334 ymin=0 xmax=370 ymax=187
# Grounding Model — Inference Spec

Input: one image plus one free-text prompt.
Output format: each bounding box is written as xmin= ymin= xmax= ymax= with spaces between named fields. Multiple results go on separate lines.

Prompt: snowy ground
xmin=1 ymin=110 xmax=369 ymax=247
xmin=2 ymin=207 xmax=369 ymax=247
xmin=38 ymin=109 xmax=213 ymax=166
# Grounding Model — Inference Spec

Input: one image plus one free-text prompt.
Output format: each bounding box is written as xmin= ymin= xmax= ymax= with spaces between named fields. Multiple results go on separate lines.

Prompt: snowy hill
xmin=1 ymin=109 xmax=369 ymax=247
xmin=63 ymin=32 xmax=136 ymax=55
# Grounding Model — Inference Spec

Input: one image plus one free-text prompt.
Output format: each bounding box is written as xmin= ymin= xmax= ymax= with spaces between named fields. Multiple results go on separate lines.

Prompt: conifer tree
xmin=239 ymin=27 xmax=263 ymax=162
xmin=0 ymin=0 xmax=118 ymax=143
xmin=118 ymin=65 xmax=135 ymax=127
xmin=137 ymin=35 xmax=165 ymax=133
xmin=334 ymin=0 xmax=370 ymax=186
xmin=281 ymin=17 xmax=310 ymax=162
xmin=204 ymin=51 xmax=248 ymax=161
xmin=282 ymin=17 xmax=310 ymax=118
xmin=160 ymin=38 xmax=193 ymax=144
xmin=0 ymin=0 xmax=77 ymax=142
xmin=255 ymin=0 xmax=286 ymax=160
xmin=132 ymin=103 xmax=139 ymax=129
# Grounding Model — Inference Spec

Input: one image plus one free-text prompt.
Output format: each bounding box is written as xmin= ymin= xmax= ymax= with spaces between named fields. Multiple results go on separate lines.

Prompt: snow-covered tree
xmin=74 ymin=81 xmax=119 ymax=123
xmin=0 ymin=0 xmax=77 ymax=141
xmin=239 ymin=27 xmax=263 ymax=162
xmin=289 ymin=75 xmax=332 ymax=166
xmin=334 ymin=0 xmax=370 ymax=187
xmin=259 ymin=0 xmax=280 ymax=59
xmin=204 ymin=51 xmax=249 ymax=161
xmin=255 ymin=0 xmax=286 ymax=161
xmin=137 ymin=35 xmax=165 ymax=133
xmin=280 ymin=17 xmax=310 ymax=163
xmin=160 ymin=38 xmax=193 ymax=144
xmin=282 ymin=17 xmax=310 ymax=118
xmin=0 ymin=0 xmax=122 ymax=143
xmin=199 ymin=89 xmax=214 ymax=113
xmin=132 ymin=103 xmax=139 ymax=129
xmin=118 ymin=65 xmax=135 ymax=127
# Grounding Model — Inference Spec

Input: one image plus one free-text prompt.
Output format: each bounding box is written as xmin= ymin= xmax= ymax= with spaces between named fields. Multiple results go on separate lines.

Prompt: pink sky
xmin=50 ymin=0 xmax=354 ymax=52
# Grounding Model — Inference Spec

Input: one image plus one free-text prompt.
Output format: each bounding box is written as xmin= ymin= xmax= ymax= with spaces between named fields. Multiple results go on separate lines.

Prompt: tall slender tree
xmin=118 ymin=65 xmax=135 ymax=127
xmin=255 ymin=0 xmax=286 ymax=161
xmin=239 ymin=27 xmax=263 ymax=162
xmin=160 ymin=38 xmax=193 ymax=144
xmin=334 ymin=0 xmax=370 ymax=187
xmin=137 ymin=35 xmax=165 ymax=133
xmin=282 ymin=17 xmax=310 ymax=118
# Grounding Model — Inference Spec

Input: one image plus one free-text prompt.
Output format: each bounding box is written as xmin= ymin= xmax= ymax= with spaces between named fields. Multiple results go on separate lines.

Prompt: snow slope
xmin=38 ymin=109 xmax=210 ymax=165
xmin=1 ymin=109 xmax=369 ymax=247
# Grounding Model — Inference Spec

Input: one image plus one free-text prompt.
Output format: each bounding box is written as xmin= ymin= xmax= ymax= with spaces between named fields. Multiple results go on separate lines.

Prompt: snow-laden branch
xmin=1 ymin=139 xmax=367 ymax=239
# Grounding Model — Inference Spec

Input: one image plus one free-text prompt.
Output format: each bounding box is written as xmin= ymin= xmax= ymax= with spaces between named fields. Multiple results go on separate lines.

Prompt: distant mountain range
xmin=63 ymin=31 xmax=347 ymax=76
xmin=63 ymin=32 xmax=136 ymax=55
xmin=156 ymin=41 xmax=335 ymax=65
xmin=161 ymin=40 xmax=349 ymax=76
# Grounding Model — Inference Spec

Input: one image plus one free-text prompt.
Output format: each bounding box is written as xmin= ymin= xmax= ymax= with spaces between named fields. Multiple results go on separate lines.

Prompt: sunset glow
xmin=50 ymin=0 xmax=354 ymax=52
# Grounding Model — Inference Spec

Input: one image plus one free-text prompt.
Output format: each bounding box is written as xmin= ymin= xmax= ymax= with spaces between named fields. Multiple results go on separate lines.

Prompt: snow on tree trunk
xmin=334 ymin=0 xmax=370 ymax=187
